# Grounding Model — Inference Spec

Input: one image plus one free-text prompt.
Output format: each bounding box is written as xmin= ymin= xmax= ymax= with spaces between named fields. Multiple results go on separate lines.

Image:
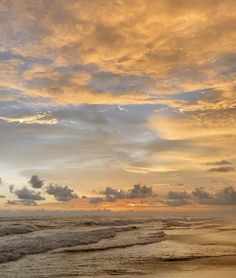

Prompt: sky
xmin=0 ymin=0 xmax=236 ymax=211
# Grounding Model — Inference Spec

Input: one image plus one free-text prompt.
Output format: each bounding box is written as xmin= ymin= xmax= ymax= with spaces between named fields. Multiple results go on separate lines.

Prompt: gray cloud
xmin=0 ymin=103 xmax=153 ymax=175
xmin=9 ymin=185 xmax=14 ymax=193
xmin=192 ymin=186 xmax=236 ymax=205
xmin=100 ymin=186 xmax=127 ymax=201
xmin=0 ymin=178 xmax=2 ymax=184
xmin=127 ymin=184 xmax=154 ymax=199
xmin=29 ymin=175 xmax=44 ymax=188
xmin=14 ymin=187 xmax=45 ymax=201
xmin=192 ymin=187 xmax=213 ymax=204
xmin=206 ymin=160 xmax=232 ymax=166
xmin=208 ymin=166 xmax=235 ymax=172
xmin=190 ymin=186 xmax=236 ymax=205
xmin=90 ymin=184 xmax=154 ymax=204
xmin=88 ymin=71 xmax=154 ymax=94
xmin=6 ymin=199 xmax=37 ymax=206
xmin=46 ymin=184 xmax=78 ymax=201
xmin=0 ymin=195 xmax=6 ymax=198
xmin=89 ymin=197 xmax=104 ymax=204
xmin=214 ymin=186 xmax=236 ymax=205
xmin=164 ymin=191 xmax=191 ymax=206
xmin=176 ymin=183 xmax=184 ymax=187
xmin=163 ymin=186 xmax=236 ymax=206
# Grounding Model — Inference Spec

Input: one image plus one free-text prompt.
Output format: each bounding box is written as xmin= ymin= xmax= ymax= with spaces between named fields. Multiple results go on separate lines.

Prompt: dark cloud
xmin=192 ymin=186 xmax=236 ymax=205
xmin=163 ymin=191 xmax=191 ymax=206
xmin=127 ymin=184 xmax=154 ymax=199
xmin=215 ymin=186 xmax=236 ymax=205
xmin=162 ymin=186 xmax=236 ymax=206
xmin=206 ymin=160 xmax=232 ymax=165
xmin=46 ymin=184 xmax=78 ymax=201
xmin=0 ymin=195 xmax=6 ymax=198
xmin=0 ymin=178 xmax=2 ymax=184
xmin=208 ymin=166 xmax=235 ymax=172
xmin=6 ymin=199 xmax=37 ymax=206
xmin=100 ymin=186 xmax=127 ymax=201
xmin=28 ymin=175 xmax=44 ymax=188
xmin=214 ymin=186 xmax=236 ymax=205
xmin=9 ymin=185 xmax=14 ymax=193
xmin=14 ymin=187 xmax=45 ymax=201
xmin=89 ymin=197 xmax=104 ymax=204
xmin=176 ymin=183 xmax=185 ymax=186
xmin=91 ymin=184 xmax=154 ymax=204
xmin=104 ymin=195 xmax=118 ymax=202
xmin=192 ymin=187 xmax=213 ymax=204
xmin=167 ymin=192 xmax=190 ymax=199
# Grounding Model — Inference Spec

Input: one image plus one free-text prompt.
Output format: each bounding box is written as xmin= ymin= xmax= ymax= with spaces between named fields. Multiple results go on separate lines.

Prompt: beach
xmin=0 ymin=215 xmax=235 ymax=277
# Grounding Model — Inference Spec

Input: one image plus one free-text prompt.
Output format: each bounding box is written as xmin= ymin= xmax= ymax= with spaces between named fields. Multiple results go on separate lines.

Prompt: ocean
xmin=0 ymin=215 xmax=236 ymax=277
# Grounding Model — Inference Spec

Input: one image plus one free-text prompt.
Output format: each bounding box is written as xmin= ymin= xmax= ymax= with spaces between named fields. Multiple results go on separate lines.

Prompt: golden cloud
xmin=0 ymin=0 xmax=235 ymax=109
xmin=0 ymin=113 xmax=58 ymax=125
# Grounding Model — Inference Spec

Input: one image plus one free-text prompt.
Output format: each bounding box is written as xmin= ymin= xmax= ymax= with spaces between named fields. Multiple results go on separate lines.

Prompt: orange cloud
xmin=0 ymin=0 xmax=235 ymax=109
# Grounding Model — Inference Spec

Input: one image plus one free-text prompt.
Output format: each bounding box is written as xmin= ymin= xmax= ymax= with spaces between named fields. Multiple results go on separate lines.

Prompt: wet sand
xmin=120 ymin=255 xmax=236 ymax=278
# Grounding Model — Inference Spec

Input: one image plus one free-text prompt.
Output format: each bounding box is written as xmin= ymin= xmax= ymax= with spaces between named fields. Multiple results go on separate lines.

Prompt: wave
xmin=81 ymin=218 xmax=162 ymax=227
xmin=0 ymin=225 xmax=39 ymax=237
xmin=60 ymin=231 xmax=166 ymax=253
xmin=0 ymin=226 xmax=136 ymax=264
xmin=161 ymin=219 xmax=192 ymax=229
xmin=159 ymin=253 xmax=236 ymax=262
xmin=81 ymin=217 xmax=195 ymax=228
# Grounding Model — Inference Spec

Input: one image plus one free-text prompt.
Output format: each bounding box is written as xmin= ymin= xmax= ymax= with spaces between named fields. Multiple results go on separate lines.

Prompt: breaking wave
xmin=0 ymin=225 xmax=39 ymax=237
xmin=0 ymin=226 xmax=136 ymax=264
xmin=60 ymin=231 xmax=166 ymax=253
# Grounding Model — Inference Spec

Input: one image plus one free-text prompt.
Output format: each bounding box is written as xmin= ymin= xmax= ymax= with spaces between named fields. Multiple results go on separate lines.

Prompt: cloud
xmin=161 ymin=186 xmax=236 ymax=206
xmin=0 ymin=178 xmax=2 ymax=185
xmin=148 ymin=108 xmax=236 ymax=175
xmin=46 ymin=183 xmax=78 ymax=201
xmin=89 ymin=197 xmax=104 ymax=204
xmin=127 ymin=184 xmax=154 ymax=199
xmin=90 ymin=184 xmax=154 ymax=204
xmin=0 ymin=0 xmax=235 ymax=108
xmin=0 ymin=113 xmax=58 ymax=125
xmin=164 ymin=191 xmax=191 ymax=206
xmin=0 ymin=0 xmax=236 ymax=198
xmin=192 ymin=186 xmax=236 ymax=205
xmin=150 ymin=108 xmax=236 ymax=141
xmin=29 ymin=175 xmax=44 ymax=188
xmin=9 ymin=185 xmax=14 ymax=193
xmin=206 ymin=160 xmax=232 ymax=166
xmin=208 ymin=166 xmax=235 ymax=172
xmin=100 ymin=186 xmax=127 ymax=201
xmin=215 ymin=186 xmax=236 ymax=205
xmin=0 ymin=195 xmax=6 ymax=198
xmin=6 ymin=199 xmax=37 ymax=206
xmin=192 ymin=188 xmax=212 ymax=204
xmin=14 ymin=187 xmax=45 ymax=201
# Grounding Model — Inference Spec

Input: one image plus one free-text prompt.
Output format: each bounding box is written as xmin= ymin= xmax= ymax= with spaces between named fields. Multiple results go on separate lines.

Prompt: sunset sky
xmin=0 ymin=0 xmax=236 ymax=211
